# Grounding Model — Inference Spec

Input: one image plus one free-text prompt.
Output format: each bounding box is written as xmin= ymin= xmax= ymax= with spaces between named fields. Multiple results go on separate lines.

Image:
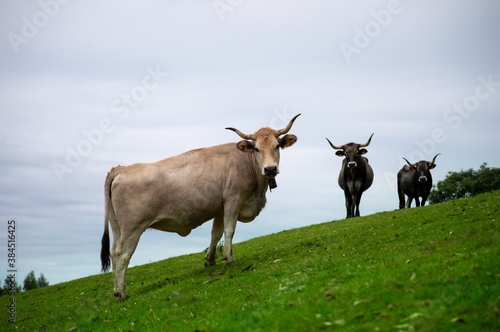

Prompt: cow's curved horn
xmin=359 ymin=133 xmax=374 ymax=147
xmin=276 ymin=113 xmax=301 ymax=136
xmin=402 ymin=157 xmax=416 ymax=167
xmin=325 ymin=138 xmax=343 ymax=150
xmin=429 ymin=153 xmax=441 ymax=165
xmin=225 ymin=127 xmax=253 ymax=140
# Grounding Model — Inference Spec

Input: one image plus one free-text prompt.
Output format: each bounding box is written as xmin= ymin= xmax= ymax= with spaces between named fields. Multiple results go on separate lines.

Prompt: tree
xmin=22 ymin=271 xmax=50 ymax=291
xmin=0 ymin=276 xmax=21 ymax=296
xmin=429 ymin=163 xmax=500 ymax=204
xmin=37 ymin=273 xmax=49 ymax=288
xmin=24 ymin=271 xmax=38 ymax=291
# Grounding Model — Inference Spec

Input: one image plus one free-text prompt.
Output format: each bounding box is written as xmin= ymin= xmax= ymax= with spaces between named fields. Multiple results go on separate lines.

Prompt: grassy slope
xmin=2 ymin=191 xmax=499 ymax=331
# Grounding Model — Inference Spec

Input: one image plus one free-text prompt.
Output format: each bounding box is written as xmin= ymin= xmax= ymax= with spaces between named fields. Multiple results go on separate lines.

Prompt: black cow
xmin=326 ymin=134 xmax=374 ymax=218
xmin=397 ymin=154 xmax=440 ymax=209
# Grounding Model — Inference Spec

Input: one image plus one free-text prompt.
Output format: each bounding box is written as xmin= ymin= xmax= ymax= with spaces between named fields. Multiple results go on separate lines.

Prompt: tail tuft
xmin=101 ymin=167 xmax=117 ymax=273
xmin=100 ymin=229 xmax=111 ymax=272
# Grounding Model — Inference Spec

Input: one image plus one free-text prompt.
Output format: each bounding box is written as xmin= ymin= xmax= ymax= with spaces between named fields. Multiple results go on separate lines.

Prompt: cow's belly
xmin=347 ymin=178 xmax=363 ymax=194
xmin=148 ymin=218 xmax=207 ymax=236
xmin=339 ymin=175 xmax=363 ymax=193
xmin=148 ymin=203 xmax=222 ymax=236
xmin=148 ymin=209 xmax=217 ymax=236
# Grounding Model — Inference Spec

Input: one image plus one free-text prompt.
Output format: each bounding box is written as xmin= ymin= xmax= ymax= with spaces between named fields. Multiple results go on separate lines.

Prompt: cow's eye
xmin=255 ymin=148 xmax=260 ymax=153
xmin=275 ymin=145 xmax=280 ymax=151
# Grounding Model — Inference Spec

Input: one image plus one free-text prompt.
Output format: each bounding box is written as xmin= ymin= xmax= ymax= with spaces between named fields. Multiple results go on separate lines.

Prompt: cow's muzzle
xmin=419 ymin=176 xmax=427 ymax=183
xmin=348 ymin=161 xmax=357 ymax=169
xmin=264 ymin=165 xmax=278 ymax=177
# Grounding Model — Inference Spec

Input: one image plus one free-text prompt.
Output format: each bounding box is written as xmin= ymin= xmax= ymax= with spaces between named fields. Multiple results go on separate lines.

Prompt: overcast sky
xmin=1 ymin=0 xmax=499 ymax=287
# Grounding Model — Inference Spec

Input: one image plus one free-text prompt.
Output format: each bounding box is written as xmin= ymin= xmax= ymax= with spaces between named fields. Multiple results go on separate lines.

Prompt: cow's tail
xmin=396 ymin=171 xmax=405 ymax=209
xmin=101 ymin=167 xmax=118 ymax=273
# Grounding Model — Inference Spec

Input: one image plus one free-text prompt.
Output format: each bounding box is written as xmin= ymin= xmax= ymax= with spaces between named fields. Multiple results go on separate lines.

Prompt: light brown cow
xmin=100 ymin=114 xmax=300 ymax=300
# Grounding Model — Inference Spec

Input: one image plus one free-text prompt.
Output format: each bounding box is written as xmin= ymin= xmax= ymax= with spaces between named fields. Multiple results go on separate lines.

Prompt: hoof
xmin=224 ymin=257 xmax=235 ymax=265
xmin=204 ymin=260 xmax=215 ymax=267
xmin=114 ymin=292 xmax=129 ymax=301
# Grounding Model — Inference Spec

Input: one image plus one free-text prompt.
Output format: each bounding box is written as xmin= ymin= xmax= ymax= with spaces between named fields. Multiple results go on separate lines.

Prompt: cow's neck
xmin=247 ymin=153 xmax=269 ymax=194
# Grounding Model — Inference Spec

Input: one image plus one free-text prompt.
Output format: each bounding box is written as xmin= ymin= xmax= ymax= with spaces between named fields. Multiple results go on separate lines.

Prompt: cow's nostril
xmin=348 ymin=161 xmax=357 ymax=168
xmin=264 ymin=166 xmax=278 ymax=176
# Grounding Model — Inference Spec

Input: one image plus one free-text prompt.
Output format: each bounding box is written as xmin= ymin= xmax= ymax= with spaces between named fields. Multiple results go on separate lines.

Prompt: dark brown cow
xmin=101 ymin=114 xmax=300 ymax=300
xmin=397 ymin=153 xmax=440 ymax=209
xmin=326 ymin=134 xmax=374 ymax=218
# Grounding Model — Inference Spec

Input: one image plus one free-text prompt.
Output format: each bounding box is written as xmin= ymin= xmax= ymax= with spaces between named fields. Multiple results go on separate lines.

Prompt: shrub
xmin=429 ymin=163 xmax=500 ymax=204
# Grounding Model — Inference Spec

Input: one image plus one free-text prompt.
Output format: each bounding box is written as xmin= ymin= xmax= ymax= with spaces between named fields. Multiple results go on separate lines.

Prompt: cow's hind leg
xmin=111 ymin=231 xmax=143 ymax=300
xmin=406 ymin=196 xmax=413 ymax=209
xmin=398 ymin=191 xmax=406 ymax=209
xmin=205 ymin=215 xmax=223 ymax=267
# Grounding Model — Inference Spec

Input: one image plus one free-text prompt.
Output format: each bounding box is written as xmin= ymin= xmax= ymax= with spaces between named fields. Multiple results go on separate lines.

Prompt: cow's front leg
xmin=205 ymin=216 xmax=223 ymax=267
xmin=345 ymin=191 xmax=353 ymax=218
xmin=223 ymin=222 xmax=236 ymax=264
xmin=222 ymin=205 xmax=239 ymax=264
xmin=421 ymin=194 xmax=428 ymax=207
xmin=354 ymin=191 xmax=363 ymax=217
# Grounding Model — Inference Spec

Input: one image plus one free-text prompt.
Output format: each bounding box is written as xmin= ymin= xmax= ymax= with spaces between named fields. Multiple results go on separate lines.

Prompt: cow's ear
xmin=335 ymin=150 xmax=345 ymax=157
xmin=279 ymin=134 xmax=297 ymax=149
xmin=236 ymin=140 xmax=255 ymax=152
xmin=429 ymin=163 xmax=437 ymax=169
xmin=359 ymin=148 xmax=368 ymax=155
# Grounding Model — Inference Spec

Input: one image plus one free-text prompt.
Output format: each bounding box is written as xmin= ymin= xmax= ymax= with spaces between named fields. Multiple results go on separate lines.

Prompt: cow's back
xmin=397 ymin=165 xmax=418 ymax=197
xmin=109 ymin=143 xmax=260 ymax=234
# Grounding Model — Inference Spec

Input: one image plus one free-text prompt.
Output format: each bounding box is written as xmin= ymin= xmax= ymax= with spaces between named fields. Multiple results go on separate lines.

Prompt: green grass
xmin=2 ymin=191 xmax=499 ymax=331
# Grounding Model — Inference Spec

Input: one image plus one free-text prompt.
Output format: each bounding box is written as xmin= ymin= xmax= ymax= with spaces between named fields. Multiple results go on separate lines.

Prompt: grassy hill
xmin=2 ymin=191 xmax=499 ymax=331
